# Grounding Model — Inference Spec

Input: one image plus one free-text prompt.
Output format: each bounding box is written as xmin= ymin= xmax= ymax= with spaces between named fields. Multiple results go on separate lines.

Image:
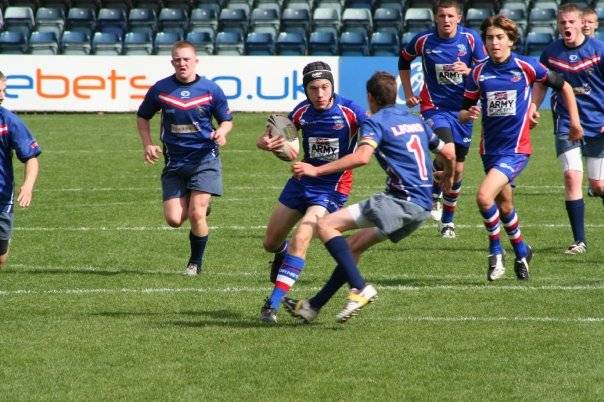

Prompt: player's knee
xmin=591 ymin=182 xmax=604 ymax=195
xmin=165 ymin=216 xmax=184 ymax=228
xmin=0 ymin=241 xmax=9 ymax=268
xmin=262 ymin=238 xmax=282 ymax=253
xmin=188 ymin=208 xmax=207 ymax=225
xmin=476 ymin=191 xmax=491 ymax=209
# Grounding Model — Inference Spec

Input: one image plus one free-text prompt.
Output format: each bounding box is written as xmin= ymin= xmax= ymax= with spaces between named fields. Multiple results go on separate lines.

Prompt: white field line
xmin=13 ymin=223 xmax=604 ymax=232
xmin=382 ymin=316 xmax=604 ymax=323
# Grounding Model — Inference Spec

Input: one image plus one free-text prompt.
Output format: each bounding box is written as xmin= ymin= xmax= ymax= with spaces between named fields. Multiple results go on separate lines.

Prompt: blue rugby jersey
xmin=137 ymin=75 xmax=233 ymax=168
xmin=357 ymin=105 xmax=442 ymax=211
xmin=540 ymin=37 xmax=604 ymax=138
xmin=0 ymin=107 xmax=42 ymax=205
xmin=400 ymin=26 xmax=488 ymax=113
xmin=464 ymin=53 xmax=549 ymax=156
xmin=289 ymin=94 xmax=367 ymax=195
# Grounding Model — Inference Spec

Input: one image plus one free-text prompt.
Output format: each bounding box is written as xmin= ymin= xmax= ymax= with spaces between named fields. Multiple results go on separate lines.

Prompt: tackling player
xmin=399 ymin=0 xmax=488 ymax=238
xmin=255 ymin=61 xmax=367 ymax=323
xmin=283 ymin=71 xmax=454 ymax=323
xmin=532 ymin=4 xmax=604 ymax=255
xmin=136 ymin=41 xmax=233 ymax=276
xmin=0 ymin=72 xmax=41 ymax=268
xmin=460 ymin=15 xmax=582 ymax=281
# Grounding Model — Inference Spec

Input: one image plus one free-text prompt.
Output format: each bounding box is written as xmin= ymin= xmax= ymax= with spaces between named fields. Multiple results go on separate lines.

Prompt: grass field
xmin=0 ymin=111 xmax=602 ymax=401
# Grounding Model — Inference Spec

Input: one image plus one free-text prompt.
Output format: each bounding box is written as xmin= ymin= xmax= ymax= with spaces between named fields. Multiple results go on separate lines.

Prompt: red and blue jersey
xmin=289 ymin=94 xmax=367 ymax=195
xmin=400 ymin=26 xmax=488 ymax=113
xmin=137 ymin=74 xmax=233 ymax=168
xmin=0 ymin=107 xmax=42 ymax=205
xmin=358 ymin=105 xmax=441 ymax=211
xmin=540 ymin=37 xmax=604 ymax=138
xmin=464 ymin=53 xmax=549 ymax=156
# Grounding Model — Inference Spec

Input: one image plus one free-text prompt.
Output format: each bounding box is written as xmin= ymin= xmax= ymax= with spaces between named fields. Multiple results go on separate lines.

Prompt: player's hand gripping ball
xmin=266 ymin=114 xmax=300 ymax=162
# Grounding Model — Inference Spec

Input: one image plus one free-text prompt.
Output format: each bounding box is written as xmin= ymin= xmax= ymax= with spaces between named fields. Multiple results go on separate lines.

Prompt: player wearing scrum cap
xmin=256 ymin=61 xmax=368 ymax=323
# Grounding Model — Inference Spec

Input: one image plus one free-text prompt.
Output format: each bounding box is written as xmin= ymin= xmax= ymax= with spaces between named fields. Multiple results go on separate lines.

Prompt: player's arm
xmin=256 ymin=126 xmax=285 ymax=151
xmin=399 ymin=55 xmax=421 ymax=108
xmin=430 ymin=133 xmax=455 ymax=194
xmin=212 ymin=120 xmax=233 ymax=147
xmin=136 ymin=116 xmax=162 ymax=164
xmin=292 ymin=143 xmax=375 ymax=178
xmin=458 ymin=95 xmax=481 ymax=123
xmin=540 ymin=70 xmax=583 ymax=141
xmin=17 ymin=156 xmax=39 ymax=208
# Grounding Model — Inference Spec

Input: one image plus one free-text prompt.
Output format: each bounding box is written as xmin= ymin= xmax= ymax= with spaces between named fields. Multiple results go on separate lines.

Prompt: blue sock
xmin=500 ymin=209 xmax=529 ymax=259
xmin=324 ymin=236 xmax=365 ymax=290
xmin=480 ymin=204 xmax=503 ymax=255
xmin=441 ymin=180 xmax=462 ymax=224
xmin=565 ymin=199 xmax=585 ymax=243
xmin=309 ymin=265 xmax=347 ymax=310
xmin=269 ymin=254 xmax=305 ymax=309
xmin=188 ymin=232 xmax=208 ymax=266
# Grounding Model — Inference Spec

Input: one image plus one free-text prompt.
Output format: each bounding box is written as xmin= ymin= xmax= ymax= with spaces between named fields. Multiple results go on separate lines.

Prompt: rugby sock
xmin=269 ymin=254 xmax=305 ymax=309
xmin=309 ymin=265 xmax=347 ymax=310
xmin=324 ymin=236 xmax=365 ymax=290
xmin=565 ymin=199 xmax=585 ymax=243
xmin=480 ymin=204 xmax=503 ymax=255
xmin=441 ymin=180 xmax=462 ymax=224
xmin=188 ymin=231 xmax=208 ymax=266
xmin=500 ymin=209 xmax=529 ymax=259
xmin=432 ymin=159 xmax=443 ymax=199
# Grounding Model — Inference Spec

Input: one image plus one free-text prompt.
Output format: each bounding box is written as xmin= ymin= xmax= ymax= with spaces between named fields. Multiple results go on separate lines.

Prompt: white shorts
xmin=557 ymin=147 xmax=583 ymax=173
xmin=586 ymin=157 xmax=604 ymax=180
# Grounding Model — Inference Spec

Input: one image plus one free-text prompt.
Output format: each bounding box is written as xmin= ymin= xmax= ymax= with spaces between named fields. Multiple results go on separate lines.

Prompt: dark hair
xmin=434 ymin=0 xmax=462 ymax=15
xmin=480 ymin=15 xmax=519 ymax=45
xmin=366 ymin=71 xmax=397 ymax=108
xmin=0 ymin=71 xmax=4 ymax=81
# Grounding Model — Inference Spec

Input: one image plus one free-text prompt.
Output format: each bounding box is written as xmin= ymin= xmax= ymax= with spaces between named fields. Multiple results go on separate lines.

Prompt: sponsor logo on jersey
xmin=569 ymin=54 xmax=579 ymax=62
xmin=573 ymin=83 xmax=591 ymax=95
xmin=457 ymin=44 xmax=467 ymax=57
xmin=479 ymin=74 xmax=496 ymax=81
xmin=308 ymin=137 xmax=339 ymax=161
xmin=511 ymin=71 xmax=522 ymax=82
xmin=486 ymin=90 xmax=516 ymax=116
xmin=181 ymin=90 xmax=191 ymax=98
xmin=170 ymin=124 xmax=200 ymax=134
xmin=425 ymin=49 xmax=443 ymax=54
xmin=435 ymin=64 xmax=463 ymax=85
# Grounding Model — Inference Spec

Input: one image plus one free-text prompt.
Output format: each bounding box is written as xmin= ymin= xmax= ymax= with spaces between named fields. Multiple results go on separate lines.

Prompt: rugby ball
xmin=266 ymin=114 xmax=300 ymax=162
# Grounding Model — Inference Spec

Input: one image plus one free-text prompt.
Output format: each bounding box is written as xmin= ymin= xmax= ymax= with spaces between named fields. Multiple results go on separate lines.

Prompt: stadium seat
xmin=66 ymin=7 xmax=96 ymax=37
xmin=275 ymin=30 xmax=306 ymax=55
xmin=158 ymin=7 xmax=189 ymax=37
xmin=250 ymin=7 xmax=280 ymax=38
xmin=39 ymin=0 xmax=70 ymax=12
xmin=71 ymin=0 xmax=101 ymax=9
xmin=499 ymin=8 xmax=527 ymax=31
xmin=596 ymin=6 xmax=604 ymax=24
xmin=35 ymin=6 xmax=65 ymax=38
xmin=6 ymin=0 xmax=40 ymax=11
xmin=369 ymin=31 xmax=398 ymax=56
xmin=186 ymin=29 xmax=213 ymax=54
xmin=225 ymin=0 xmax=251 ymax=15
xmin=373 ymin=7 xmax=402 ymax=36
xmin=407 ymin=0 xmax=433 ymax=7
xmin=128 ymin=8 xmax=157 ymax=36
xmin=282 ymin=0 xmax=310 ymax=13
xmin=0 ymin=30 xmax=28 ymax=53
xmin=60 ymin=30 xmax=91 ymax=54
xmin=154 ymin=30 xmax=182 ymax=54
xmin=101 ymin=0 xmax=131 ymax=11
xmin=132 ymin=0 xmax=162 ymax=14
xmin=525 ymin=31 xmax=554 ymax=56
xmin=92 ymin=30 xmax=121 ymax=54
xmin=374 ymin=0 xmax=404 ymax=13
xmin=123 ymin=30 xmax=153 ymax=54
xmin=190 ymin=7 xmax=217 ymax=31
xmin=341 ymin=7 xmax=372 ymax=37
xmin=281 ymin=7 xmax=311 ymax=36
xmin=29 ymin=30 xmax=59 ymax=53
xmin=195 ymin=0 xmax=222 ymax=16
xmin=465 ymin=8 xmax=490 ymax=30
xmin=315 ymin=0 xmax=342 ymax=15
xmin=344 ymin=0 xmax=374 ymax=9
xmin=4 ymin=6 xmax=36 ymax=36
xmin=500 ymin=0 xmax=528 ymax=12
xmin=244 ymin=31 xmax=274 ymax=55
xmin=97 ymin=7 xmax=126 ymax=39
xmin=214 ymin=30 xmax=244 ymax=54
xmin=404 ymin=7 xmax=433 ymax=31
xmin=400 ymin=30 xmax=418 ymax=47
xmin=218 ymin=7 xmax=248 ymax=36
xmin=163 ymin=0 xmax=192 ymax=11
xmin=595 ymin=30 xmax=604 ymax=42
xmin=312 ymin=7 xmax=340 ymax=37
xmin=339 ymin=30 xmax=368 ymax=56
xmin=528 ymin=7 xmax=557 ymax=35
xmin=308 ymin=29 xmax=337 ymax=55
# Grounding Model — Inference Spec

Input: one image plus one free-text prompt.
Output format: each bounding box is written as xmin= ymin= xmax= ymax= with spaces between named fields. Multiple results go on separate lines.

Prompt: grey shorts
xmin=161 ymin=157 xmax=223 ymax=201
xmin=351 ymin=192 xmax=430 ymax=243
xmin=583 ymin=136 xmax=604 ymax=158
xmin=0 ymin=210 xmax=14 ymax=241
xmin=555 ymin=133 xmax=582 ymax=157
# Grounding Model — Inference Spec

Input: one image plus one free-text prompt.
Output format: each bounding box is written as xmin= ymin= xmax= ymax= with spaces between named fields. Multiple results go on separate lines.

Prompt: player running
xmin=255 ymin=61 xmax=367 ymax=323
xmin=532 ymin=4 xmax=604 ymax=255
xmin=283 ymin=71 xmax=454 ymax=323
xmin=399 ymin=0 xmax=488 ymax=238
xmin=460 ymin=15 xmax=582 ymax=281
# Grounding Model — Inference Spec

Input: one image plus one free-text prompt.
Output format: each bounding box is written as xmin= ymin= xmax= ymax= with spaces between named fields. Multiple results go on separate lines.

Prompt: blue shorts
xmin=481 ymin=154 xmax=530 ymax=184
xmin=583 ymin=135 xmax=604 ymax=158
xmin=423 ymin=109 xmax=473 ymax=148
xmin=279 ymin=177 xmax=347 ymax=214
xmin=161 ymin=157 xmax=223 ymax=201
xmin=555 ymin=133 xmax=583 ymax=157
xmin=0 ymin=208 xmax=14 ymax=241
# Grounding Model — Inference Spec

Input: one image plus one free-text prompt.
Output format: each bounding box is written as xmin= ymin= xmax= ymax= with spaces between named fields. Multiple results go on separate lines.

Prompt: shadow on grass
xmin=2 ymin=268 xmax=176 ymax=276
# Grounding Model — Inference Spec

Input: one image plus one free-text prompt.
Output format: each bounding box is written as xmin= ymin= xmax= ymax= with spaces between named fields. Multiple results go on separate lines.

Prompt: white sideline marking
xmin=1 ymin=284 xmax=602 ymax=297
xmin=384 ymin=316 xmax=604 ymax=323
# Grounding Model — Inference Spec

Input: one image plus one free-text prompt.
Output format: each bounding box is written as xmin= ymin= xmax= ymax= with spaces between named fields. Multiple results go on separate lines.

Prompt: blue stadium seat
xmin=275 ymin=30 xmax=306 ymax=55
xmin=60 ymin=30 xmax=91 ymax=54
xmin=132 ymin=0 xmax=162 ymax=14
xmin=158 ymin=7 xmax=189 ymax=37
xmin=218 ymin=7 xmax=248 ymax=36
xmin=194 ymin=0 xmax=222 ymax=16
xmin=97 ymin=7 xmax=126 ymax=39
xmin=339 ymin=30 xmax=368 ymax=56
xmin=314 ymin=0 xmax=342 ymax=15
xmin=374 ymin=0 xmax=404 ymax=13
xmin=29 ymin=30 xmax=59 ymax=54
xmin=309 ymin=29 xmax=337 ymax=55
xmin=225 ymin=0 xmax=251 ymax=15
xmin=154 ymin=30 xmax=182 ymax=54
xmin=7 ymin=0 xmax=41 ymax=11
xmin=500 ymin=0 xmax=528 ymax=13
xmin=312 ymin=7 xmax=340 ymax=37
xmin=596 ymin=6 xmax=604 ymax=24
xmin=373 ymin=7 xmax=402 ymax=36
xmin=214 ymin=30 xmax=244 ymax=54
xmin=528 ymin=6 xmax=557 ymax=33
xmin=35 ymin=7 xmax=65 ymax=38
xmin=595 ymin=30 xmax=604 ymax=42
xmin=369 ymin=31 xmax=398 ymax=56
xmin=250 ymin=7 xmax=279 ymax=38
xmin=66 ymin=7 xmax=96 ymax=37
xmin=344 ymin=0 xmax=374 ymax=10
xmin=4 ymin=6 xmax=35 ymax=36
xmin=163 ymin=0 xmax=192 ymax=11
xmin=341 ymin=7 xmax=372 ymax=37
xmin=128 ymin=8 xmax=157 ymax=36
xmin=186 ymin=30 xmax=213 ymax=54
xmin=101 ymin=0 xmax=131 ymax=11
xmin=0 ymin=30 xmax=28 ymax=53
xmin=39 ymin=0 xmax=70 ymax=12
xmin=525 ymin=31 xmax=554 ymax=56
xmin=465 ymin=8 xmax=490 ymax=30
xmin=499 ymin=8 xmax=527 ymax=31
xmin=71 ymin=0 xmax=101 ymax=9
xmin=244 ymin=31 xmax=274 ymax=55
xmin=281 ymin=7 xmax=310 ymax=36
xmin=92 ymin=30 xmax=121 ymax=54
xmin=400 ymin=30 xmax=418 ymax=47
xmin=190 ymin=7 xmax=217 ymax=32
xmin=123 ymin=30 xmax=153 ymax=54
xmin=404 ymin=7 xmax=433 ymax=31
xmin=282 ymin=0 xmax=310 ymax=13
